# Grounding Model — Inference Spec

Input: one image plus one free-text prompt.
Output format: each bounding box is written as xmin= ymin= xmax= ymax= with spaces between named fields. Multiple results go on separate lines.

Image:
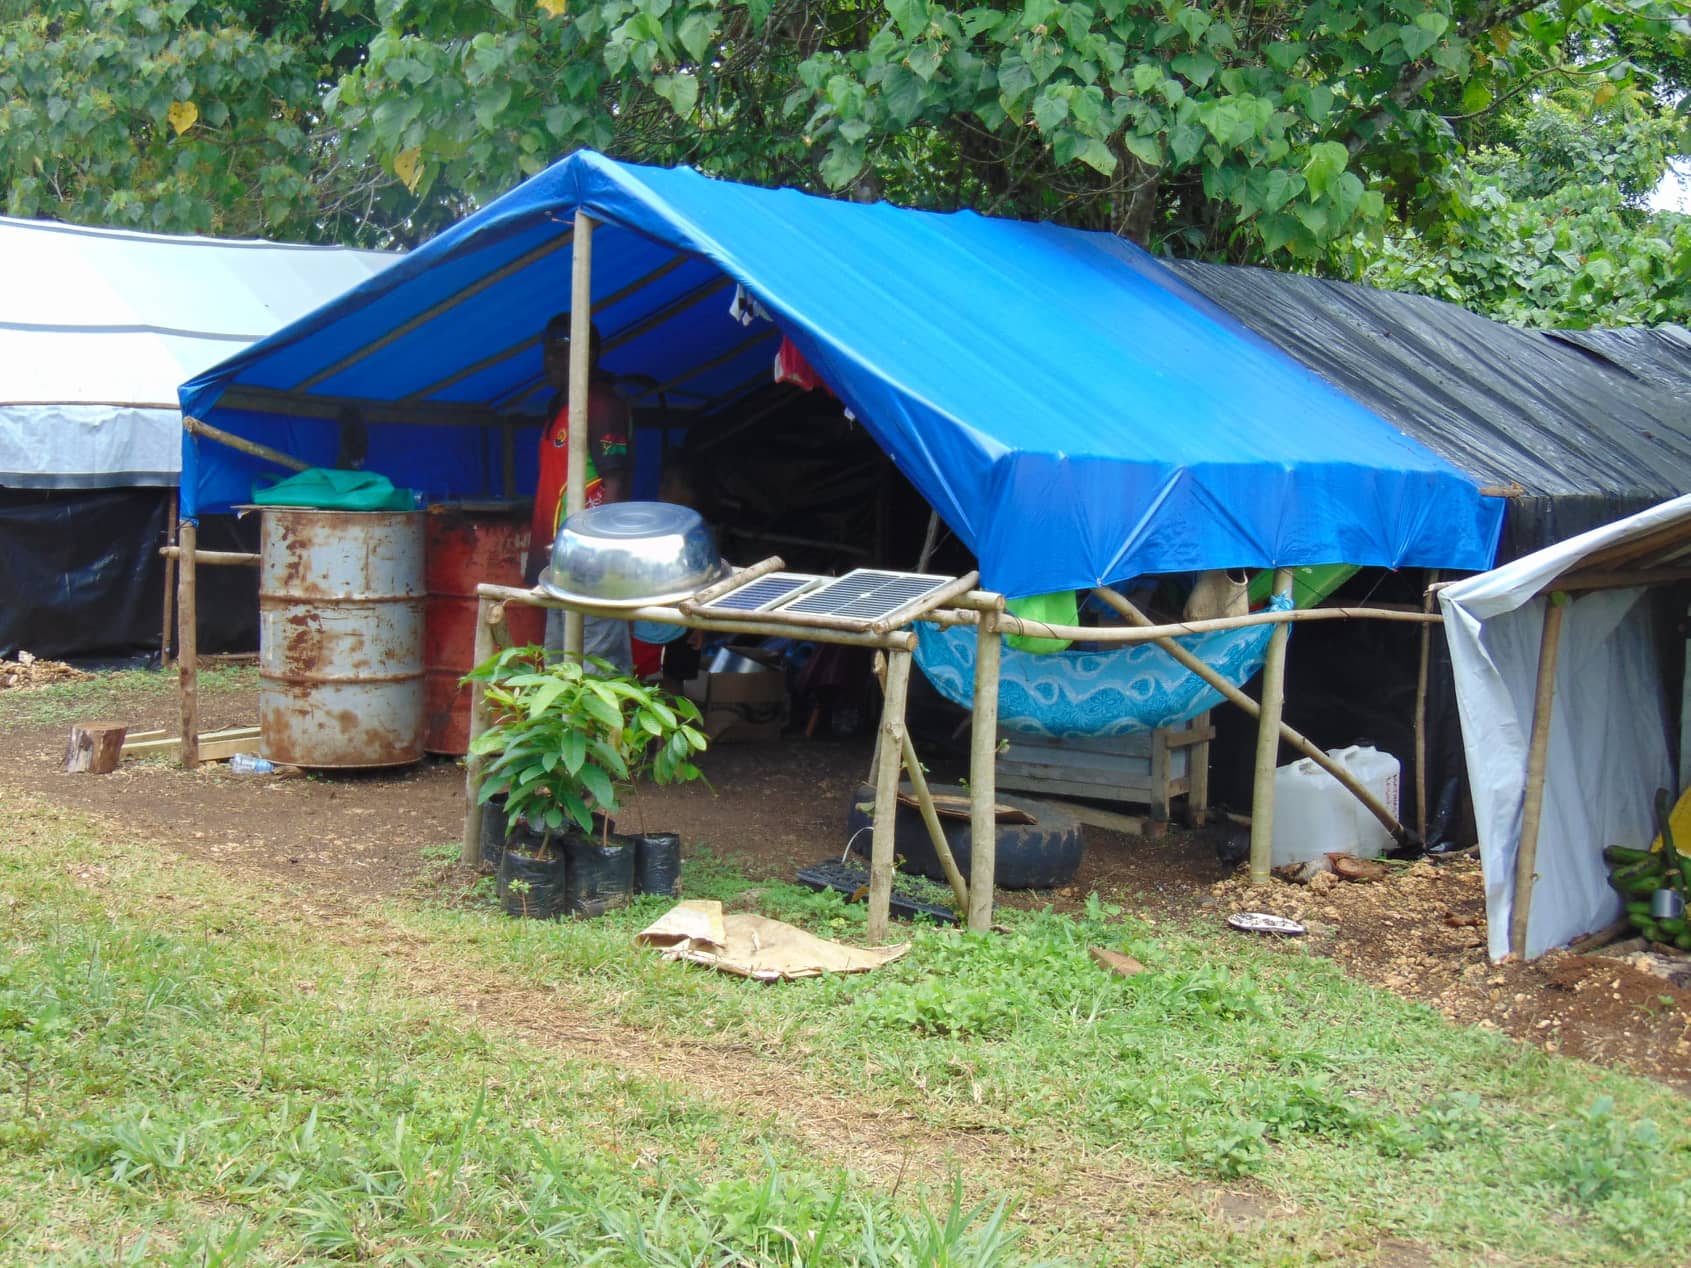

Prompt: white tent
xmin=1439 ymin=494 xmax=1691 ymax=960
xmin=0 ymin=216 xmax=393 ymax=489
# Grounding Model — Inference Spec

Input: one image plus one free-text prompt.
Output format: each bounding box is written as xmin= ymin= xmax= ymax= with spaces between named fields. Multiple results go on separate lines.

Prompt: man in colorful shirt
xmin=529 ymin=313 xmax=634 ymax=668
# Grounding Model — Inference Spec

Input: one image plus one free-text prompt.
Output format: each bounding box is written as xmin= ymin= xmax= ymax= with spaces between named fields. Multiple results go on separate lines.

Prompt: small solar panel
xmin=782 ymin=570 xmax=955 ymax=623
xmin=708 ymin=573 xmax=820 ymax=613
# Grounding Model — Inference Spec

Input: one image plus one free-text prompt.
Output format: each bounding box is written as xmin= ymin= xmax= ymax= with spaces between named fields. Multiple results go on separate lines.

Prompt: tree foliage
xmin=0 ymin=0 xmax=405 ymax=243
xmin=1 ymin=0 xmax=1688 ymax=326
xmin=327 ymin=0 xmax=1690 ymax=264
xmin=1358 ymin=38 xmax=1691 ymax=327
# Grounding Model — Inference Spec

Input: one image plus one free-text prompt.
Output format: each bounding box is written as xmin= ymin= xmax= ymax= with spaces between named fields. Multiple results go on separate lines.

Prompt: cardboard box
xmin=680 ymin=665 xmax=788 ymax=742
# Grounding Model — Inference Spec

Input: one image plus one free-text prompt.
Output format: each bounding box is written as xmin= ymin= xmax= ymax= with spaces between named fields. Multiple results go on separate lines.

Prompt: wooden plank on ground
xmin=122 ymin=725 xmax=260 ymax=757
xmin=1015 ymin=796 xmax=1166 ymax=838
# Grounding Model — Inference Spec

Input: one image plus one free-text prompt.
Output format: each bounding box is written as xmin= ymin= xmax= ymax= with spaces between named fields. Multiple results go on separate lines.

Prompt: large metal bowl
xmin=539 ymin=501 xmax=726 ymax=607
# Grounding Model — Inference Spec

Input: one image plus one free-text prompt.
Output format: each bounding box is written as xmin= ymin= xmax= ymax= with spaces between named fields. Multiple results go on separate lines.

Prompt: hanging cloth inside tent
xmin=914 ymin=593 xmax=1293 ymax=740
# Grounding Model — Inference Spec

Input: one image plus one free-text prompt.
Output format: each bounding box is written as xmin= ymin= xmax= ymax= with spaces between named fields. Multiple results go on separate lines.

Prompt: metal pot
xmin=540 ymin=501 xmax=725 ymax=607
xmin=706 ymin=646 xmax=780 ymax=674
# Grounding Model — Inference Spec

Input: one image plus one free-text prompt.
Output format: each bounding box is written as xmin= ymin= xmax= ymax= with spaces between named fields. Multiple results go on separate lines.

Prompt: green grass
xmin=4 ymin=665 xmax=258 ymax=726
xmin=9 ymin=786 xmax=1691 ymax=1265
xmin=0 ymin=801 xmax=1026 ymax=1266
xmin=403 ymin=853 xmax=1691 ymax=1266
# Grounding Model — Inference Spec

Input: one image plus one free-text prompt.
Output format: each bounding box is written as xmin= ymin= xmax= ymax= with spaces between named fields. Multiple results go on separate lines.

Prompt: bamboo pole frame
xmin=159 ymin=547 xmax=260 ymax=566
xmin=563 ymin=211 xmax=595 ymax=662
xmin=1509 ymin=591 xmax=1569 ymax=960
xmin=1249 ymin=569 xmax=1295 ymax=884
xmin=177 ymin=520 xmax=199 ymax=767
xmin=1415 ymin=571 xmax=1438 ymax=843
xmin=898 ymin=729 xmax=972 ymax=914
xmin=1089 ymin=587 xmax=1409 ymax=844
xmin=679 ymin=556 xmax=787 ymax=611
xmin=161 ymin=489 xmax=179 ymax=669
xmin=868 ymin=649 xmax=970 ymax=914
xmin=298 ymin=231 xmax=574 ymax=391
xmin=473 ymin=583 xmax=917 ymax=651
xmin=870 ymin=571 xmax=980 ymax=634
xmin=460 ymin=595 xmax=501 ymax=867
xmin=868 ymin=649 xmax=913 ymax=942
xmin=917 ymin=602 xmax=1441 ymax=640
xmin=184 ymin=415 xmax=310 ymax=474
xmin=968 ymin=609 xmax=1002 ymax=931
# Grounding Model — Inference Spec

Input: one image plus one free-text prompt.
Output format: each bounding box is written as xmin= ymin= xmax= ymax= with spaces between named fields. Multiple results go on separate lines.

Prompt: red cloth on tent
xmin=775 ymin=337 xmax=831 ymax=394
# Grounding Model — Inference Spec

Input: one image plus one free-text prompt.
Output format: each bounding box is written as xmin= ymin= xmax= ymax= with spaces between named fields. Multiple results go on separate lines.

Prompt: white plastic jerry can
xmin=1325 ymin=744 xmax=1401 ymax=859
xmin=1269 ymin=758 xmax=1356 ymax=869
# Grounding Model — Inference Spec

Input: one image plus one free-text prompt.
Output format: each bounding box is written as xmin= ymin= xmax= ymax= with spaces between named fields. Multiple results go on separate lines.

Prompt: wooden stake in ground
xmin=562 ymin=211 xmax=595 ymax=664
xmin=161 ymin=489 xmax=179 ymax=669
xmin=178 ymin=519 xmax=200 ymax=767
xmin=1510 ymin=591 xmax=1569 ymax=960
xmin=1250 ymin=568 xmax=1295 ymax=885
xmin=968 ymin=609 xmax=1002 ymax=932
xmin=1415 ymin=570 xmax=1438 ymax=843
xmin=64 ymin=723 xmax=128 ymax=773
xmin=460 ymin=595 xmax=500 ymax=867
xmin=867 ymin=648 xmax=913 ymax=942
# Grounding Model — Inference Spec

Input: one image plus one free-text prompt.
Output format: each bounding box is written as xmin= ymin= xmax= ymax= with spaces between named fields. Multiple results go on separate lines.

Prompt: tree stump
xmin=64 ymin=722 xmax=128 ymax=774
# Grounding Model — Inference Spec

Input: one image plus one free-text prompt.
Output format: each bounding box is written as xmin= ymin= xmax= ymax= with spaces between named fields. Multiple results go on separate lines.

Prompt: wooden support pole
xmin=917 ymin=603 xmax=1440 ymax=639
xmin=868 ymin=647 xmax=967 ymax=914
xmin=161 ymin=489 xmax=179 ymax=669
xmin=159 ymin=547 xmax=260 ymax=566
xmin=1510 ymin=591 xmax=1568 ymax=960
xmin=1249 ymin=569 xmax=1295 ymax=885
xmin=968 ymin=609 xmax=1002 ymax=931
xmin=1149 ymin=727 xmax=1172 ymax=825
xmin=1415 ymin=571 xmax=1438 ymax=843
xmin=950 ymin=590 xmax=1008 ymax=613
xmin=177 ymin=520 xmax=200 ymax=768
xmin=460 ymin=594 xmax=499 ymax=867
xmin=183 ymin=415 xmax=310 ymax=474
xmin=563 ymin=210 xmax=595 ymax=663
xmin=1187 ymin=709 xmax=1212 ymax=827
xmin=868 ymin=648 xmax=913 ymax=942
xmin=1090 ymin=587 xmax=1410 ymax=845
xmin=899 ymin=729 xmax=971 ymax=915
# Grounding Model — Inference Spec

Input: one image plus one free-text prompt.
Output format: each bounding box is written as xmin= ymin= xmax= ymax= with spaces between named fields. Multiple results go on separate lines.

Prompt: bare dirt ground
xmin=2 ymin=669 xmax=1687 ymax=1093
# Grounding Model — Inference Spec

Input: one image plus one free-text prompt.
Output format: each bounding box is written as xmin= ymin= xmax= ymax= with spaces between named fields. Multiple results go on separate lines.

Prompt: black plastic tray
xmin=795 ymin=858 xmax=958 ymax=924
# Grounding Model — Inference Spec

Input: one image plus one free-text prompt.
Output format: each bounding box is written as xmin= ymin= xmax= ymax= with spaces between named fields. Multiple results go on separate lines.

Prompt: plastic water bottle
xmin=228 ymin=753 xmax=276 ymax=775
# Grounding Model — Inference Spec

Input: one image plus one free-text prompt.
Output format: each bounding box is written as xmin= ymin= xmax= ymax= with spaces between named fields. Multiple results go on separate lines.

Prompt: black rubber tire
xmin=845 ymin=782 xmax=1083 ymax=890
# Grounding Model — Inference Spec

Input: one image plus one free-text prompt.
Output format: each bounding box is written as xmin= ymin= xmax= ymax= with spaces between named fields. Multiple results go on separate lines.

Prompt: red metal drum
xmin=423 ymin=508 xmax=546 ymax=754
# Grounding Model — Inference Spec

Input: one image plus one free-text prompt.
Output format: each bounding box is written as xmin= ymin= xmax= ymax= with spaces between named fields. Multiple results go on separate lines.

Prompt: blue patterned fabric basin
xmin=914 ymin=593 xmax=1292 ymax=739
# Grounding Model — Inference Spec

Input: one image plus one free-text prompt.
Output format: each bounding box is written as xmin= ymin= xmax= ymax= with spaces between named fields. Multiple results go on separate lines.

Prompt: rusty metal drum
xmin=258 ymin=508 xmax=426 ymax=767
xmin=422 ymin=508 xmax=544 ymax=755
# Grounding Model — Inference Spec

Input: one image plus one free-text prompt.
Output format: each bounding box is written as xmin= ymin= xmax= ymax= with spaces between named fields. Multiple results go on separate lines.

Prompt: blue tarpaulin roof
xmin=179 ymin=150 xmax=1502 ymax=596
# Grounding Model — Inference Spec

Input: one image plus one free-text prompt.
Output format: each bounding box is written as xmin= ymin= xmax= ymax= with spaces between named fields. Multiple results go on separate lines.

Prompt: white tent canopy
xmin=1439 ymin=494 xmax=1691 ymax=960
xmin=0 ymin=217 xmax=393 ymax=489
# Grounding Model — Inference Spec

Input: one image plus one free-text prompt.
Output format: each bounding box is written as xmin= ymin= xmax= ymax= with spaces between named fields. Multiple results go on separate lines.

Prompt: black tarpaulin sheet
xmin=1162 ymin=265 xmax=1691 ymax=845
xmin=1165 ymin=262 xmax=1691 ymax=501
xmin=0 ymin=491 xmax=257 ymax=662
